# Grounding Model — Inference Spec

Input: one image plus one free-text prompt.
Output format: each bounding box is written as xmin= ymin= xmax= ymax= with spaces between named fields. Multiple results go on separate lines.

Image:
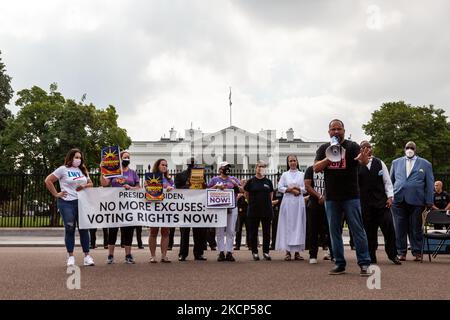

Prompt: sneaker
xmin=323 ymin=250 xmax=332 ymax=260
xmin=225 ymin=252 xmax=235 ymax=262
xmin=83 ymin=255 xmax=95 ymax=266
xmin=252 ymin=253 xmax=260 ymax=261
xmin=217 ymin=251 xmax=226 ymax=262
xmin=263 ymin=253 xmax=272 ymax=261
xmin=67 ymin=256 xmax=75 ymax=267
xmin=106 ymin=255 xmax=114 ymax=264
xmin=309 ymin=258 xmax=318 ymax=264
xmin=125 ymin=255 xmax=135 ymax=264
xmin=328 ymin=265 xmax=346 ymax=275
xmin=360 ymin=265 xmax=371 ymax=277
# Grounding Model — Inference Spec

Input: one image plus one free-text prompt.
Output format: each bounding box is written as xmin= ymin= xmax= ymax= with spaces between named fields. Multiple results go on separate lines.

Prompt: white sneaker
xmin=309 ymin=258 xmax=318 ymax=264
xmin=67 ymin=256 xmax=75 ymax=266
xmin=83 ymin=255 xmax=95 ymax=266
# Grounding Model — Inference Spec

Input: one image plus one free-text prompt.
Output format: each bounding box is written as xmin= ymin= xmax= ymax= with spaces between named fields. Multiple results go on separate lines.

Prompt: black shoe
xmin=263 ymin=253 xmax=272 ymax=261
xmin=178 ymin=256 xmax=187 ymax=262
xmin=390 ymin=256 xmax=402 ymax=265
xmin=217 ymin=251 xmax=226 ymax=262
xmin=90 ymin=244 xmax=97 ymax=249
xmin=195 ymin=255 xmax=207 ymax=261
xmin=234 ymin=246 xmax=240 ymax=251
xmin=360 ymin=265 xmax=371 ymax=277
xmin=225 ymin=252 xmax=235 ymax=262
xmin=138 ymin=245 xmax=145 ymax=249
xmin=167 ymin=247 xmax=173 ymax=251
xmin=269 ymin=246 xmax=275 ymax=251
xmin=103 ymin=245 xmax=108 ymax=250
xmin=328 ymin=265 xmax=346 ymax=275
xmin=252 ymin=253 xmax=260 ymax=261
xmin=210 ymin=247 xmax=217 ymax=251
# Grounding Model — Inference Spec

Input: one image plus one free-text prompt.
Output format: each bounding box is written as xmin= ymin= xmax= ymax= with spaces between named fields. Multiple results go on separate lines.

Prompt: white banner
xmin=78 ymin=188 xmax=227 ymax=228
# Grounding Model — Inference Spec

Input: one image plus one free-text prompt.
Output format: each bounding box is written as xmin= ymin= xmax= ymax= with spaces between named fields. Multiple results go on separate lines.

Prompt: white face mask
xmin=72 ymin=159 xmax=82 ymax=167
xmin=405 ymin=149 xmax=415 ymax=158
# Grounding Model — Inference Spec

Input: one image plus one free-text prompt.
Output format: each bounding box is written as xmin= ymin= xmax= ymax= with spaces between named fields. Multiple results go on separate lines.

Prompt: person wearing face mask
xmin=208 ymin=161 xmax=243 ymax=262
xmin=100 ymin=151 xmax=141 ymax=264
xmin=45 ymin=148 xmax=95 ymax=267
xmin=276 ymin=155 xmax=307 ymax=262
xmin=244 ymin=160 xmax=274 ymax=261
xmin=314 ymin=119 xmax=371 ymax=276
xmin=390 ymin=141 xmax=434 ymax=262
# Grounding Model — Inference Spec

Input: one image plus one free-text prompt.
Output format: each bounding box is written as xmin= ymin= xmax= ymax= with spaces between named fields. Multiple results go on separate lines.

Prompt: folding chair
xmin=420 ymin=209 xmax=450 ymax=262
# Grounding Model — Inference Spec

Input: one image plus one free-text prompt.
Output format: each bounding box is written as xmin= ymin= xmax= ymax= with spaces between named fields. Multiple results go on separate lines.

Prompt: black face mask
xmin=122 ymin=159 xmax=130 ymax=167
xmin=222 ymin=167 xmax=231 ymax=175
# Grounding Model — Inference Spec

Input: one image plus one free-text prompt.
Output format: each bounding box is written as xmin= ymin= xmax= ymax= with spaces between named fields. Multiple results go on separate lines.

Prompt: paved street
xmin=0 ymin=246 xmax=449 ymax=300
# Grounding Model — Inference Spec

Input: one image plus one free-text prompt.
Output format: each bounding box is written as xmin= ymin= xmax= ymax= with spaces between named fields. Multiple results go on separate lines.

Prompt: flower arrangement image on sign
xmin=100 ymin=146 xmax=123 ymax=178
xmin=144 ymin=172 xmax=164 ymax=201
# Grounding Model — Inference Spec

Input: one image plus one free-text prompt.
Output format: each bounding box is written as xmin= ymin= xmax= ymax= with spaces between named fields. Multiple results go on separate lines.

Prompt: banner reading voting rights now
xmin=78 ymin=188 xmax=228 ymax=228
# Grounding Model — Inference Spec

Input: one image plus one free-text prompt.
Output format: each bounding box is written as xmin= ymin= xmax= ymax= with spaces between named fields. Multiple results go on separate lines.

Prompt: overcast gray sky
xmin=1 ymin=0 xmax=449 ymax=142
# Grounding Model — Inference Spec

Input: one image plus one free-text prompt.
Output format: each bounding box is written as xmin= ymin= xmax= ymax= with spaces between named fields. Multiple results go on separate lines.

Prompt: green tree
xmin=0 ymin=50 xmax=13 ymax=132
xmin=2 ymin=84 xmax=132 ymax=173
xmin=363 ymin=101 xmax=450 ymax=171
xmin=1 ymin=84 xmax=132 ymax=225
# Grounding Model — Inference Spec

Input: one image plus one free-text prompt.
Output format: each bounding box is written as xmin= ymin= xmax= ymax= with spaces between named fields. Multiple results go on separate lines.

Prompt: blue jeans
xmin=325 ymin=199 xmax=371 ymax=268
xmin=391 ymin=202 xmax=423 ymax=256
xmin=57 ymin=199 xmax=90 ymax=253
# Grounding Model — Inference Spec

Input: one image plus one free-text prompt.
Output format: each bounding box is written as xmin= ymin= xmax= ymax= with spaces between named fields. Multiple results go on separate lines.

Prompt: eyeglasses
xmin=405 ymin=147 xmax=415 ymax=150
xmin=257 ymin=166 xmax=266 ymax=168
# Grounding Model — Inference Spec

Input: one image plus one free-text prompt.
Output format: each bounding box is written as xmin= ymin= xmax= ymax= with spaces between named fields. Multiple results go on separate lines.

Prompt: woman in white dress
xmin=276 ymin=155 xmax=307 ymax=261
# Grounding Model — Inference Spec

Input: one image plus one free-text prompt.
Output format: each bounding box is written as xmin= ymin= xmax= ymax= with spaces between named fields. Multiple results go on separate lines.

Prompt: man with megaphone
xmin=314 ymin=119 xmax=372 ymax=276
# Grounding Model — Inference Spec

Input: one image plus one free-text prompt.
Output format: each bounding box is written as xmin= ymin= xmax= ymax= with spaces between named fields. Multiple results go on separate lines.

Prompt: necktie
xmin=406 ymin=159 xmax=413 ymax=177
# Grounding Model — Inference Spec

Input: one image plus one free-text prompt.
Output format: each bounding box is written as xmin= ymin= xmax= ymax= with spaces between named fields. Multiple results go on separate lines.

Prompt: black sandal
xmin=284 ymin=252 xmax=291 ymax=261
xmin=294 ymin=252 xmax=304 ymax=261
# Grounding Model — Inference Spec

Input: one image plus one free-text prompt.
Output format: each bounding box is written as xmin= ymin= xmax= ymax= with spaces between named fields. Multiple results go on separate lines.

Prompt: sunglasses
xmin=405 ymin=147 xmax=415 ymax=150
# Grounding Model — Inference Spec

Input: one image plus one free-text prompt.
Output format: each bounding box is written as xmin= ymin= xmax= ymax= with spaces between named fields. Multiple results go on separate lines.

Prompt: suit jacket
xmin=390 ymin=156 xmax=434 ymax=206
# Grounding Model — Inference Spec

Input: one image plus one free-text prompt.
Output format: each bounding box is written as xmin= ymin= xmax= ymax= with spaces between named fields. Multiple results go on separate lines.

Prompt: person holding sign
xmin=244 ymin=160 xmax=274 ymax=261
xmin=276 ymin=155 xmax=307 ymax=261
xmin=175 ymin=158 xmax=208 ymax=262
xmin=148 ymin=159 xmax=174 ymax=263
xmin=44 ymin=148 xmax=95 ymax=267
xmin=208 ymin=161 xmax=242 ymax=262
xmin=100 ymin=150 xmax=140 ymax=264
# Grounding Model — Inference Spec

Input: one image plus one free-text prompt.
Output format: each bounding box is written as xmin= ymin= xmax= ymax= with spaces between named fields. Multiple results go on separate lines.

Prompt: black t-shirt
xmin=244 ymin=176 xmax=274 ymax=218
xmin=315 ymin=139 xmax=360 ymax=201
xmin=304 ymin=166 xmax=325 ymax=207
xmin=434 ymin=191 xmax=449 ymax=209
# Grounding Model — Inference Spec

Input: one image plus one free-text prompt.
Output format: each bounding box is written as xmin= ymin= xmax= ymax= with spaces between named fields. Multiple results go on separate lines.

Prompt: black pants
xmin=179 ymin=227 xmax=207 ymax=258
xmin=168 ymin=228 xmax=175 ymax=248
xmin=108 ymin=227 xmax=134 ymax=247
xmin=135 ymin=226 xmax=143 ymax=247
xmin=307 ymin=204 xmax=331 ymax=259
xmin=235 ymin=214 xmax=249 ymax=248
xmin=247 ymin=217 xmax=272 ymax=254
xmin=270 ymin=209 xmax=279 ymax=249
xmin=89 ymin=228 xmax=108 ymax=248
xmin=362 ymin=205 xmax=398 ymax=262
xmin=206 ymin=228 xmax=217 ymax=249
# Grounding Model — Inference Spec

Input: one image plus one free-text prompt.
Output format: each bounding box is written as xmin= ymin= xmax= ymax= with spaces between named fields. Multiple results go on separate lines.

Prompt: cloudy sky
xmin=1 ymin=0 xmax=449 ymax=143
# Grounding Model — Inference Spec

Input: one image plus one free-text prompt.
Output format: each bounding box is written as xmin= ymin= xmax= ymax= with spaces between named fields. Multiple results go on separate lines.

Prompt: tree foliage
xmin=1 ymin=84 xmax=131 ymax=173
xmin=363 ymin=101 xmax=450 ymax=171
xmin=0 ymin=51 xmax=13 ymax=131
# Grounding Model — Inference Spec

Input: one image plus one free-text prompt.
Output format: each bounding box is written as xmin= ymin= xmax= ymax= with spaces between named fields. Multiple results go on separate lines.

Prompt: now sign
xmin=206 ymin=189 xmax=236 ymax=209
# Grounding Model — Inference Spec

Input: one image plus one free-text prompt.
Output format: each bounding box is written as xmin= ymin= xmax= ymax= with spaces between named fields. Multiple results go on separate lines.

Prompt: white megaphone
xmin=325 ymin=136 xmax=342 ymax=162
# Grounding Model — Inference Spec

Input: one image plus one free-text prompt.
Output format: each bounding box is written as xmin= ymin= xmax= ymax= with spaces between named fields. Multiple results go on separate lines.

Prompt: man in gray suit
xmin=390 ymin=141 xmax=434 ymax=261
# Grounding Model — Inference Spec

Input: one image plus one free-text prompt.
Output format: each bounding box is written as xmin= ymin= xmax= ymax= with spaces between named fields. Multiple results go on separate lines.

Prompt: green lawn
xmin=0 ymin=216 xmax=63 ymax=227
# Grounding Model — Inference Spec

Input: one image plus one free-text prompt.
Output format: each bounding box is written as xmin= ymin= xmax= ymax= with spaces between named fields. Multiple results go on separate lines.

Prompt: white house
xmin=128 ymin=126 xmax=325 ymax=172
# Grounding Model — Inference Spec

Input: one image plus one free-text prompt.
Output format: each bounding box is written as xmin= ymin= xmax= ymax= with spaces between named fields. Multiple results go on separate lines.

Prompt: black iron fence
xmin=0 ymin=170 xmax=282 ymax=228
xmin=0 ymin=171 xmax=448 ymax=228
